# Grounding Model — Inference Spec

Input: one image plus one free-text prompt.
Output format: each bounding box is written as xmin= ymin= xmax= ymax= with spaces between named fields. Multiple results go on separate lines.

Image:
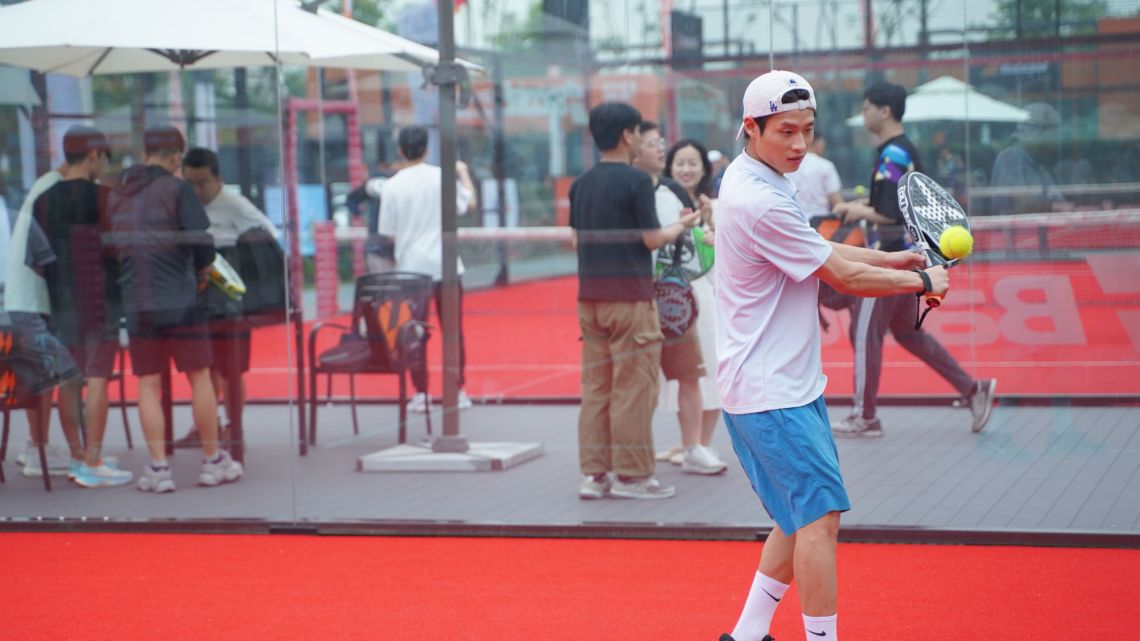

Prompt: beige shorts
xmin=660 ymin=324 xmax=705 ymax=381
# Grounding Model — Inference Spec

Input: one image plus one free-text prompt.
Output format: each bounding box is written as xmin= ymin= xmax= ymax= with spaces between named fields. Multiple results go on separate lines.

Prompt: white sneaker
xmin=73 ymin=463 xmax=134 ymax=488
xmin=610 ymin=475 xmax=676 ymax=499
xmin=578 ymin=473 xmax=611 ymax=500
xmin=199 ymin=451 xmax=244 ymax=486
xmin=457 ymin=389 xmax=473 ymax=410
xmin=655 ymin=445 xmax=683 ymax=462
xmin=22 ymin=446 xmax=73 ymax=477
xmin=407 ymin=392 xmax=428 ymax=414
xmin=968 ymin=379 xmax=998 ymax=433
xmin=682 ymin=445 xmax=728 ymax=475
xmin=137 ymin=465 xmax=176 ymax=493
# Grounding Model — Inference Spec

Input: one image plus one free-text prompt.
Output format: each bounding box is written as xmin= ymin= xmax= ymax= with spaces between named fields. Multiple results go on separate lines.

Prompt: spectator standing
xmin=788 ymin=134 xmax=843 ymax=219
xmin=570 ymin=102 xmax=699 ymax=501
xmin=378 ymin=126 xmax=477 ymax=413
xmin=4 ymin=156 xmax=71 ymax=476
xmin=832 ymin=82 xmax=996 ymax=437
xmin=631 ymin=124 xmax=726 ymax=476
xmin=991 ymin=102 xmax=1071 ymax=215
xmin=660 ymin=137 xmax=728 ymax=474
xmin=32 ymin=125 xmax=131 ymax=487
xmin=106 ymin=125 xmax=243 ymax=492
xmin=176 ymin=147 xmax=280 ymax=449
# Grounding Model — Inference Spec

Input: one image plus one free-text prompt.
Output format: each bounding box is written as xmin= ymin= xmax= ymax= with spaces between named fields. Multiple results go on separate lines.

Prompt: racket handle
xmin=925 ymin=293 xmax=943 ymax=309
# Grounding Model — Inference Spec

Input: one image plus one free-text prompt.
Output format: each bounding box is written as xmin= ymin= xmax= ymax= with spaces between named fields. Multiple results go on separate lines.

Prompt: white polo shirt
xmin=787 ymin=151 xmax=842 ymax=219
xmin=715 ymin=152 xmax=833 ymax=414
xmin=378 ymin=162 xmax=472 ymax=282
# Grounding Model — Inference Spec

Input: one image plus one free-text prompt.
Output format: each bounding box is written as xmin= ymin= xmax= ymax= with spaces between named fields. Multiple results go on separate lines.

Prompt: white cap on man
xmin=736 ymin=70 xmax=817 ymax=139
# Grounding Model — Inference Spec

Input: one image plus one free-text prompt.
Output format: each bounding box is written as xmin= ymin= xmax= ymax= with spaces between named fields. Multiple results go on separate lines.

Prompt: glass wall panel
xmin=2 ymin=0 xmax=1136 ymax=538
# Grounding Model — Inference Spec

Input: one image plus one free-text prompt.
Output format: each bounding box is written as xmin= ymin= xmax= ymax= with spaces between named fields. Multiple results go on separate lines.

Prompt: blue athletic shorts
xmin=724 ymin=395 xmax=851 ymax=534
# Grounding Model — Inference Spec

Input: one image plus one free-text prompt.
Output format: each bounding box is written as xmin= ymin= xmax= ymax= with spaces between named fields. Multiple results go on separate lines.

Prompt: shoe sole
xmin=199 ymin=469 xmax=243 ymax=487
xmin=609 ymin=490 xmax=676 ymax=499
xmin=138 ymin=482 xmax=176 ymax=493
xmin=682 ymin=463 xmax=728 ymax=475
xmin=75 ymin=477 xmax=134 ymax=488
xmin=832 ymin=431 xmax=884 ymax=438
xmin=972 ymin=380 xmax=998 ymax=433
xmin=22 ymin=468 xmax=70 ymax=478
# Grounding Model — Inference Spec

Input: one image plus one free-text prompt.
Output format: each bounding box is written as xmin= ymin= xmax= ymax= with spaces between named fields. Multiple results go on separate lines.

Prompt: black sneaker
xmin=173 ymin=427 xmax=201 ymax=449
xmin=968 ymin=378 xmax=998 ymax=433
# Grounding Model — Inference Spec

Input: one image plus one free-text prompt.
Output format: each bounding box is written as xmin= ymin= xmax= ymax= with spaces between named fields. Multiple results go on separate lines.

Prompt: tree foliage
xmin=988 ymin=0 xmax=1109 ymax=39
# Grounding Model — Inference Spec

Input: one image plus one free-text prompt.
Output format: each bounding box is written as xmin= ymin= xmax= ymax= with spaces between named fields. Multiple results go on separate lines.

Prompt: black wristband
xmin=914 ymin=269 xmax=932 ymax=294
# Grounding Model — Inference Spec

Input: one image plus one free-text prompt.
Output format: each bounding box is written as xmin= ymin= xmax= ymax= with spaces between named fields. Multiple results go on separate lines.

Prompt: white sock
xmin=803 ymin=613 xmax=838 ymax=640
xmin=731 ymin=572 xmax=789 ymax=641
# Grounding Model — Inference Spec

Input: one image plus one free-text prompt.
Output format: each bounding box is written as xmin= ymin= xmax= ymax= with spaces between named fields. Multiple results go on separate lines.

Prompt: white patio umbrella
xmin=846 ymin=76 xmax=1031 ymax=126
xmin=0 ymin=0 xmax=473 ymax=75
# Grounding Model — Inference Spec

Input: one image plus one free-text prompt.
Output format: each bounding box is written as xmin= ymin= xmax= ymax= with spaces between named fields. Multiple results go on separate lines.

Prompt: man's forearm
xmin=829 ymin=241 xmax=892 ymax=268
xmin=642 ymin=221 xmax=689 ymax=251
xmin=833 ymin=261 xmax=925 ymax=297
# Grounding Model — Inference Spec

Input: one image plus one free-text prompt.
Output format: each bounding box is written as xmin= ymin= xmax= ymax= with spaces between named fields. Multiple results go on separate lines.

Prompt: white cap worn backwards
xmin=737 ymin=70 xmax=817 ymax=139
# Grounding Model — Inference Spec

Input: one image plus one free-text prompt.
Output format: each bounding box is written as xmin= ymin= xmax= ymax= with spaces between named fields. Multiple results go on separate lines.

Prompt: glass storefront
xmin=1 ymin=0 xmax=1137 ymax=539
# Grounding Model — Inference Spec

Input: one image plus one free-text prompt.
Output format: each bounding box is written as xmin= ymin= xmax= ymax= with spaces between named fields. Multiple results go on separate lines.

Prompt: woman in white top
xmin=658 ymin=139 xmax=726 ymax=471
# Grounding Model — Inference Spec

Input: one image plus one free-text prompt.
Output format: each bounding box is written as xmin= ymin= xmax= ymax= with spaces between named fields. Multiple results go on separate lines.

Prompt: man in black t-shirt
xmin=33 ymin=125 xmax=131 ymax=487
xmin=832 ymin=82 xmax=996 ymax=438
xmin=569 ymin=102 xmax=699 ymax=501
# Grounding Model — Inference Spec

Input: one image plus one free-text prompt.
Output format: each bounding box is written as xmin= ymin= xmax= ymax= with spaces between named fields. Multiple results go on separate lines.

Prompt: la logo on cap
xmin=769 ymin=101 xmax=778 ymax=112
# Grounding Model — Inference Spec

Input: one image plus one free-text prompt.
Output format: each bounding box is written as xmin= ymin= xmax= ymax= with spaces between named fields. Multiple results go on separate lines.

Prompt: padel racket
xmin=654 ymin=237 xmax=697 ymax=338
xmin=655 ymin=227 xmax=714 ymax=281
xmin=897 ymin=171 xmax=970 ymax=328
xmin=208 ymin=253 xmax=247 ymax=301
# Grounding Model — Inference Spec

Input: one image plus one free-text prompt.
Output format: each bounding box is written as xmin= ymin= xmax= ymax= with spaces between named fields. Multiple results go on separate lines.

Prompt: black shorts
xmin=127 ymin=310 xmax=212 ymax=377
xmin=1 ymin=312 xmax=82 ymax=397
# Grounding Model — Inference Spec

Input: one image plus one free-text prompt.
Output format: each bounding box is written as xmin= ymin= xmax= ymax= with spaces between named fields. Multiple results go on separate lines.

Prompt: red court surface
xmin=145 ymin=251 xmax=1140 ymax=402
xmin=4 ymin=532 xmax=1137 ymax=640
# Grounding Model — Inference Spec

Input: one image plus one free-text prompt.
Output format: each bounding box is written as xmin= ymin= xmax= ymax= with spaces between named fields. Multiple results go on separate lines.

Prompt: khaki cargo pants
xmin=577 ymin=300 xmax=663 ymax=479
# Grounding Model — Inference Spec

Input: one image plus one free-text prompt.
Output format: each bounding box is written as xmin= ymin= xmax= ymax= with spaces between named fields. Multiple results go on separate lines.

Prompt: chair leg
xmin=119 ymin=349 xmax=133 ymax=449
xmin=31 ymin=403 xmax=51 ymax=492
xmin=349 ymin=374 xmax=359 ymax=436
xmin=308 ymin=367 xmax=319 ymax=447
xmin=0 ymin=406 xmax=7 ymax=483
xmin=398 ymin=371 xmax=407 ymax=444
xmin=2 ymin=406 xmax=10 ymax=462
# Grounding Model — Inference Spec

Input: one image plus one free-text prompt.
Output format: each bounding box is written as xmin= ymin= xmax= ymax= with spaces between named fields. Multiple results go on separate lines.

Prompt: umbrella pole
xmin=431 ymin=0 xmax=468 ymax=454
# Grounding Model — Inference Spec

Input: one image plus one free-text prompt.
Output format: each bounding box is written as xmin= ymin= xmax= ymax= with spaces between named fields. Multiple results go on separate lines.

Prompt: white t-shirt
xmin=650 ymin=180 xmax=686 ymax=266
xmin=787 ymin=152 xmax=841 ymax=219
xmin=205 ymin=188 xmax=279 ymax=248
xmin=377 ymin=162 xmax=473 ymax=282
xmin=715 ymin=152 xmax=833 ymax=415
xmin=3 ymin=170 xmax=62 ymax=314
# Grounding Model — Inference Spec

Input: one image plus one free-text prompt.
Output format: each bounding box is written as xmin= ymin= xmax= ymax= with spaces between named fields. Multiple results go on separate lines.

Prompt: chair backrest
xmin=352 ymin=271 xmax=433 ymax=365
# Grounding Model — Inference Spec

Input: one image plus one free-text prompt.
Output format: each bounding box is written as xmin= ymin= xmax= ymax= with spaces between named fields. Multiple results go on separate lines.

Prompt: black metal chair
xmin=307 ymin=271 xmax=434 ymax=446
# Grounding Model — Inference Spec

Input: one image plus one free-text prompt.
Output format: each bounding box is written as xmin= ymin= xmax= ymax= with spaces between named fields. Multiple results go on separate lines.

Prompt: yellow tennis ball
xmin=939 ymin=225 xmax=973 ymax=260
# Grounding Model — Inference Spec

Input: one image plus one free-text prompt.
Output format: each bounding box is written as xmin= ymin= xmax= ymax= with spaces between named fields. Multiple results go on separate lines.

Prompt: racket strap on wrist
xmin=914 ymin=269 xmax=933 ymax=330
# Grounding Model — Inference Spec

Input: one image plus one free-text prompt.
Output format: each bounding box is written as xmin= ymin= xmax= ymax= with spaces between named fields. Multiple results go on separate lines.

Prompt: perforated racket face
xmin=898 ymin=172 xmax=968 ymax=265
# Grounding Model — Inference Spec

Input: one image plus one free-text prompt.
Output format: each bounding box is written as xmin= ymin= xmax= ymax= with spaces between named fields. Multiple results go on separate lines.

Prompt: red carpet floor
xmin=130 ymin=271 xmax=1138 ymax=404
xmin=4 ymin=532 xmax=1138 ymax=640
